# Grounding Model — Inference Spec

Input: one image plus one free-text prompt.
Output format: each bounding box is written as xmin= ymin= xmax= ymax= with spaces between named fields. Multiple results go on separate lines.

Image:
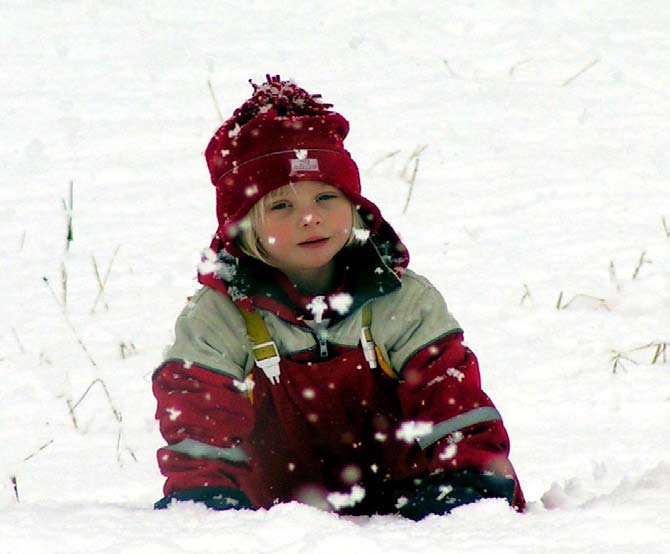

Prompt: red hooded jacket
xmin=152 ymin=221 xmax=525 ymax=516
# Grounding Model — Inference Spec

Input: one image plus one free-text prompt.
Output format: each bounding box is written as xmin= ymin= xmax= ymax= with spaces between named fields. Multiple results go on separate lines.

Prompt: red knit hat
xmin=204 ymin=75 xmax=383 ymax=255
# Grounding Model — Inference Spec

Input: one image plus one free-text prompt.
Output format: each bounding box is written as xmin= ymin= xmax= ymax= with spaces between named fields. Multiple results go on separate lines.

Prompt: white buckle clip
xmin=253 ymin=341 xmax=281 ymax=384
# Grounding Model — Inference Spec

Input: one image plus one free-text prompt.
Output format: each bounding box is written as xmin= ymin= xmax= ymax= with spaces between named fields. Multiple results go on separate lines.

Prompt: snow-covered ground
xmin=2 ymin=1 xmax=669 ymax=552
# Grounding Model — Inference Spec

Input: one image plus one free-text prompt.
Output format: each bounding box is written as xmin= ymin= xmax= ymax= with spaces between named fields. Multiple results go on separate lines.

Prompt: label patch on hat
xmin=290 ymin=158 xmax=320 ymax=173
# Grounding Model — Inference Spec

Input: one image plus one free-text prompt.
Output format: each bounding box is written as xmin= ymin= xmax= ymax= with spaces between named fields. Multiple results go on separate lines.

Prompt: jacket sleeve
xmin=152 ymin=290 xmax=258 ymax=510
xmin=380 ymin=279 xmax=525 ymax=514
xmin=394 ymin=332 xmax=525 ymax=514
xmin=153 ymin=360 xmax=256 ymax=509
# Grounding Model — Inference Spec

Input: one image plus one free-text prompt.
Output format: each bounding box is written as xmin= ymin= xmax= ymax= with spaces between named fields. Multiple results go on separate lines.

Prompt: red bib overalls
xmin=240 ymin=307 xmax=413 ymax=515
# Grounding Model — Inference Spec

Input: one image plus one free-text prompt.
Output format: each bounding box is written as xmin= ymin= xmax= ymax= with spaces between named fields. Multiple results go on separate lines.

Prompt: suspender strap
xmin=360 ymin=303 xmax=377 ymax=369
xmin=361 ymin=302 xmax=372 ymax=328
xmin=238 ymin=307 xmax=281 ymax=384
xmin=361 ymin=304 xmax=397 ymax=379
xmin=238 ymin=307 xmax=273 ymax=345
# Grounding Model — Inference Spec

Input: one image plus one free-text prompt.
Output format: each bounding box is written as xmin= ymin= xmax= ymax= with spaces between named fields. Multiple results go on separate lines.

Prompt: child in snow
xmin=152 ymin=75 xmax=525 ymax=519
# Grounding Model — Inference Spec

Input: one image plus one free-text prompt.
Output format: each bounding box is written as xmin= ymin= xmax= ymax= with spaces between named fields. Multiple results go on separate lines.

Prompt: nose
xmin=299 ymin=211 xmax=321 ymax=226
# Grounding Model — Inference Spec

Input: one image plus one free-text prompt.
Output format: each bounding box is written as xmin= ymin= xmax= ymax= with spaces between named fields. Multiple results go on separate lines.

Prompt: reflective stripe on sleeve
xmin=417 ymin=407 xmax=502 ymax=449
xmin=165 ymin=438 xmax=250 ymax=462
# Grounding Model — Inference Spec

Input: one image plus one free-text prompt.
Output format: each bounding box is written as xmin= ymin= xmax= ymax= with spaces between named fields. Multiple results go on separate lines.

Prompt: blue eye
xmin=317 ymin=193 xmax=338 ymax=201
xmin=270 ymin=202 xmax=289 ymax=210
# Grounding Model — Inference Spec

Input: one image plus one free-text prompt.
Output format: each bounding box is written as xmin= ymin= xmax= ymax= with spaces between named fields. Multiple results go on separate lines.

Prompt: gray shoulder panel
xmin=369 ymin=269 xmax=462 ymax=373
xmin=163 ymin=287 xmax=253 ymax=380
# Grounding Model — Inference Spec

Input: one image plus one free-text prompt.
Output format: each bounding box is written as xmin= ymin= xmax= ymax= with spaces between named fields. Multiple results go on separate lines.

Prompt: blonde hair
xmin=236 ymin=184 xmax=368 ymax=264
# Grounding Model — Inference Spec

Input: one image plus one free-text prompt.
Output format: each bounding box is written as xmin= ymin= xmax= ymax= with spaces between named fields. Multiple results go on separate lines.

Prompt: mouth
xmin=298 ymin=237 xmax=329 ymax=247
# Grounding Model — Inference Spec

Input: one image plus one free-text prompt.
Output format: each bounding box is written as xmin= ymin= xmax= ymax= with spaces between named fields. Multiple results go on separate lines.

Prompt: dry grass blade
xmin=557 ymin=292 xmax=610 ymax=311
xmin=609 ymin=260 xmax=622 ymax=292
xmin=208 ymin=79 xmax=224 ymax=123
xmin=610 ymin=351 xmax=636 ymax=374
xmin=651 ymin=343 xmax=665 ymax=364
xmin=62 ymin=180 xmax=74 ymax=251
xmin=400 ymin=145 xmax=428 ymax=180
xmin=401 ymin=145 xmax=428 ymax=214
xmin=61 ymin=262 xmax=68 ymax=309
xmin=443 ymin=59 xmax=458 ymax=78
xmin=612 ymin=342 xmax=669 ymax=371
xmin=508 ymin=58 xmax=534 ymax=77
xmin=66 ymin=398 xmax=79 ymax=429
xmin=402 ymin=157 xmax=421 ymax=214
xmin=43 ymin=276 xmax=97 ymax=366
xmin=562 ymin=58 xmax=600 ymax=87
xmin=70 ymin=378 xmax=122 ymax=423
xmin=11 ymin=476 xmax=19 ymax=502
xmin=24 ymin=440 xmax=55 ymax=462
xmin=90 ymin=245 xmax=120 ymax=313
xmin=631 ymin=250 xmax=651 ymax=280
xmin=11 ymin=327 xmax=25 ymax=354
xmin=119 ymin=340 xmax=137 ymax=359
xmin=368 ymin=149 xmax=400 ymax=172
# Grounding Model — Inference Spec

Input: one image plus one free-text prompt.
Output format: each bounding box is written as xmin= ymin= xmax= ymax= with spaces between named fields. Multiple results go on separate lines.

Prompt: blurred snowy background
xmin=1 ymin=1 xmax=669 ymax=552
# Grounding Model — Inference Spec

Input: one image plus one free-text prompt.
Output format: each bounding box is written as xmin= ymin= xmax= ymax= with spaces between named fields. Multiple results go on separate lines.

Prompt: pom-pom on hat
xmin=205 ymin=75 xmax=383 ymax=255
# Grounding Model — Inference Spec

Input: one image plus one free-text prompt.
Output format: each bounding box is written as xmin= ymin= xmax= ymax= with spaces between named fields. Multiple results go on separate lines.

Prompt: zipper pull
xmin=315 ymin=327 xmax=329 ymax=358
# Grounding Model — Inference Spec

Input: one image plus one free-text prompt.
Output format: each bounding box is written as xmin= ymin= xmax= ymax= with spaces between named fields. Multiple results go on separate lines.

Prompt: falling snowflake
xmin=166 ymin=407 xmax=182 ymax=422
xmin=426 ymin=374 xmax=447 ymax=389
xmin=198 ymin=248 xmax=237 ymax=281
xmin=447 ymin=367 xmax=465 ymax=382
xmin=439 ymin=443 xmax=458 ymax=460
xmin=340 ymin=464 xmax=362 ymax=484
xmin=395 ymin=496 xmax=408 ymax=509
xmin=436 ymin=484 xmax=454 ymax=501
xmin=329 ymin=293 xmax=353 ymax=315
xmin=439 ymin=431 xmax=463 ymax=460
xmin=326 ymin=485 xmax=366 ymax=510
xmin=233 ymin=376 xmax=255 ymax=393
xmin=228 ymin=123 xmax=241 ymax=138
xmin=395 ymin=421 xmax=433 ymax=443
xmin=306 ymin=296 xmax=327 ymax=323
xmin=354 ymin=228 xmax=371 ymax=243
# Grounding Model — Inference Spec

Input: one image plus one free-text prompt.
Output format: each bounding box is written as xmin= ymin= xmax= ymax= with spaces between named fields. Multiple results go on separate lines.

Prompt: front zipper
xmin=314 ymin=326 xmax=329 ymax=358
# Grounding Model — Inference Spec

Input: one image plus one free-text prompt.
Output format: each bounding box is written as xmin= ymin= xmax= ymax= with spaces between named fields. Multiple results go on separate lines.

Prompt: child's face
xmin=254 ymin=181 xmax=353 ymax=277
